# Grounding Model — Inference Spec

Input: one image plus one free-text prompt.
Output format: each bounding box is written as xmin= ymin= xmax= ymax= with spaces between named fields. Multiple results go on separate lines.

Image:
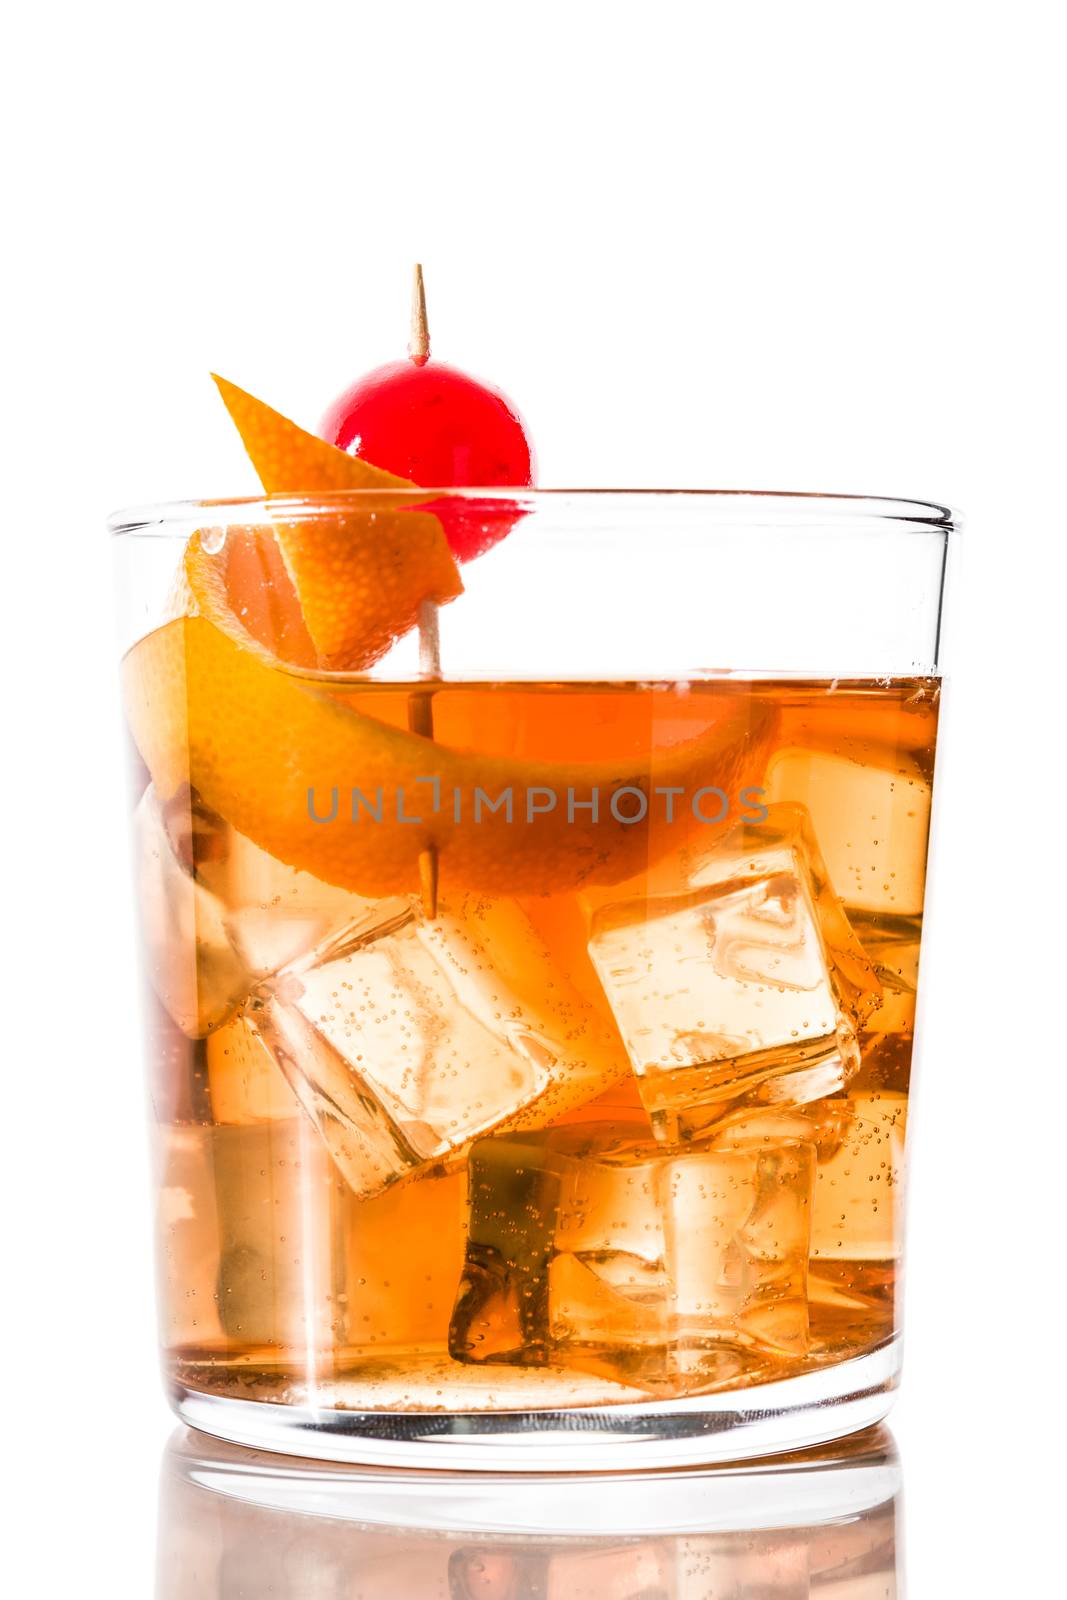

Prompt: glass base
xmin=171 ymin=1338 xmax=900 ymax=1472
xmin=165 ymin=1419 xmax=899 ymax=1536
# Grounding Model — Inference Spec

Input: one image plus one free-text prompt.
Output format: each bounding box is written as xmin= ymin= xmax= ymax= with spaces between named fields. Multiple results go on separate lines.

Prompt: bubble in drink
xmin=134 ymin=676 xmax=938 ymax=1412
xmin=249 ymin=894 xmax=629 ymax=1198
xmin=766 ymin=746 xmax=932 ymax=916
xmin=586 ymin=804 xmax=882 ymax=1142
xmin=134 ymin=784 xmax=379 ymax=1038
xmin=850 ymin=916 xmax=921 ymax=1037
xmin=448 ymin=1123 xmax=815 ymax=1393
xmin=811 ymin=1091 xmax=907 ymax=1264
xmin=155 ymin=1119 xmax=348 ymax=1363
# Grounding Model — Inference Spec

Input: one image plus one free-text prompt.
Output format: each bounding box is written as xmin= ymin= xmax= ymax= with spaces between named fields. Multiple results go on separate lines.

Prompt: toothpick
xmin=417 ymin=595 xmax=441 ymax=678
xmin=407 ymin=264 xmax=438 ymax=915
xmin=409 ymin=602 xmax=440 ymax=918
xmin=409 ymin=263 xmax=430 ymax=366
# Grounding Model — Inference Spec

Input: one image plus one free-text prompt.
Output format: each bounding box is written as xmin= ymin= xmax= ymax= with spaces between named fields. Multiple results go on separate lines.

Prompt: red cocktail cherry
xmin=318 ymin=265 xmax=536 ymax=562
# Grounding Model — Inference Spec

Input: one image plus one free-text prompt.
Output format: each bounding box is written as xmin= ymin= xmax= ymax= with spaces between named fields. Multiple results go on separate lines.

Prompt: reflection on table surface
xmin=157 ymin=1424 xmax=900 ymax=1597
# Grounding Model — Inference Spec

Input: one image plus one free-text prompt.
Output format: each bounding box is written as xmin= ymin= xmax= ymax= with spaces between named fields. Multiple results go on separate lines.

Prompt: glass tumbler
xmin=113 ymin=489 xmax=953 ymax=1468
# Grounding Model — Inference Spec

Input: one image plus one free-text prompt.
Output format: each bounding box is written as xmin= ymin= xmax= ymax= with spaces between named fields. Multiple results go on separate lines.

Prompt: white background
xmin=3 ymin=2 xmax=1065 ymax=1593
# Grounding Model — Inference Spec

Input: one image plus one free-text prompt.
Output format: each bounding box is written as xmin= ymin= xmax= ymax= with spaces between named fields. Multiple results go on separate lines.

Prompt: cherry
xmin=319 ymin=267 xmax=535 ymax=561
xmin=321 ymin=360 xmax=534 ymax=493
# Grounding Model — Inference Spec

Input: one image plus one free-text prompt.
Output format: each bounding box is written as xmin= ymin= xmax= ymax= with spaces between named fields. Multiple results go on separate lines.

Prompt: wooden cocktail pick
xmin=407 ymin=264 xmax=440 ymax=917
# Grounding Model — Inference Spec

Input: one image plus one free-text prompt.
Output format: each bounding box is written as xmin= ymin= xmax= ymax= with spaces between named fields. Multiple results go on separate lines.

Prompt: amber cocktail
xmin=115 ymin=486 xmax=951 ymax=1467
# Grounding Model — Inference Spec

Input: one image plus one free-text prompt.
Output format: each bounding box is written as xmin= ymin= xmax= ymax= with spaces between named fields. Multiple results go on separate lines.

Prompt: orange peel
xmin=123 ymin=614 xmax=777 ymax=899
xmin=188 ymin=377 xmax=462 ymax=670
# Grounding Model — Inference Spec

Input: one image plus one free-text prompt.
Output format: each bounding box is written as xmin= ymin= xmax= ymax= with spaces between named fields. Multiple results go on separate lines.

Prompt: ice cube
xmin=135 ymin=787 xmax=248 ymax=1037
xmin=448 ymin=1123 xmax=814 ymax=1394
xmin=205 ymin=1011 xmax=301 ymax=1124
xmin=249 ymin=894 xmax=629 ymax=1198
xmin=134 ymin=784 xmax=380 ymax=1038
xmin=157 ymin=1118 xmax=474 ymax=1374
xmin=586 ymin=805 xmax=881 ymax=1142
xmin=155 ymin=1122 xmax=226 ymax=1352
xmin=155 ymin=1118 xmax=349 ymax=1359
xmin=200 ymin=816 xmax=367 ymax=979
xmin=211 ymin=1118 xmax=351 ymax=1356
xmin=143 ymin=994 xmax=213 ymax=1124
xmin=810 ymin=1091 xmax=907 ymax=1264
xmin=725 ymin=1094 xmax=905 ymax=1351
xmin=851 ymin=912 xmax=922 ymax=1036
xmin=851 ymin=913 xmax=923 ymax=1092
xmin=766 ymin=746 xmax=932 ymax=916
xmin=702 ymin=1095 xmax=856 ymax=1160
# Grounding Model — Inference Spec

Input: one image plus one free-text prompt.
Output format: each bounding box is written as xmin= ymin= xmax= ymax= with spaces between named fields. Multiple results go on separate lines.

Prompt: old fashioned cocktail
xmin=116 ymin=469 xmax=950 ymax=1466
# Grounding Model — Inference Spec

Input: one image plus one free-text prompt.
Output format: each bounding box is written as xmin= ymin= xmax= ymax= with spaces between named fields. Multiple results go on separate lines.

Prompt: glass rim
xmin=108 ymin=487 xmax=958 ymax=538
